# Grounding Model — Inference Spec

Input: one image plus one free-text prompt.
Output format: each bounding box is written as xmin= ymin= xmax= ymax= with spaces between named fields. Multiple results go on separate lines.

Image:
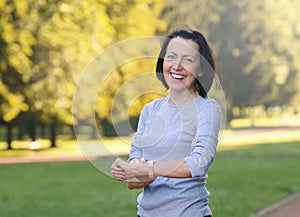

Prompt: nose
xmin=172 ymin=59 xmax=183 ymax=70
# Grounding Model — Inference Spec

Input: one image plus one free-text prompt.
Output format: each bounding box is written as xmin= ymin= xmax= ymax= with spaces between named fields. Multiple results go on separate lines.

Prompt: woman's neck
xmin=169 ymin=90 xmax=199 ymax=105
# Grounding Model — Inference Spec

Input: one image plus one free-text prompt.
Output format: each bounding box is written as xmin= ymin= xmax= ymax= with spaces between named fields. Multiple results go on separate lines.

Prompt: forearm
xmin=111 ymin=158 xmax=192 ymax=181
xmin=136 ymin=159 xmax=192 ymax=179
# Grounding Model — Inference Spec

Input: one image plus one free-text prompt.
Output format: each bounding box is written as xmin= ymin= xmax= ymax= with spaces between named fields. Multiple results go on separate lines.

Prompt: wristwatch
xmin=147 ymin=160 xmax=154 ymax=179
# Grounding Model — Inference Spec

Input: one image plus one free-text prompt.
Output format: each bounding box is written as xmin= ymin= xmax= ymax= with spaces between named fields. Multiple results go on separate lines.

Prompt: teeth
xmin=171 ymin=73 xmax=185 ymax=79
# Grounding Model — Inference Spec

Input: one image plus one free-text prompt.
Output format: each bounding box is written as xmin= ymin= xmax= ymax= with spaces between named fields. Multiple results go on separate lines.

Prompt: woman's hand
xmin=126 ymin=158 xmax=154 ymax=189
xmin=111 ymin=158 xmax=147 ymax=180
xmin=126 ymin=179 xmax=154 ymax=189
xmin=131 ymin=158 xmax=147 ymax=164
xmin=111 ymin=158 xmax=127 ymax=181
xmin=111 ymin=158 xmax=155 ymax=188
xmin=111 ymin=158 xmax=141 ymax=181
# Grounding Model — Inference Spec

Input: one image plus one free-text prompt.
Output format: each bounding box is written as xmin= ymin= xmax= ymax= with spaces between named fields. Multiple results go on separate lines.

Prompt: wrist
xmin=132 ymin=162 xmax=148 ymax=177
xmin=147 ymin=160 xmax=155 ymax=179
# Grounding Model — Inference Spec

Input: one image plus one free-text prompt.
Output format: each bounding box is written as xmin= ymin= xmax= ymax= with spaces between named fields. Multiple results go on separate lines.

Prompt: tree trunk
xmin=6 ymin=123 xmax=13 ymax=150
xmin=40 ymin=123 xmax=46 ymax=138
xmin=50 ymin=122 xmax=56 ymax=148
xmin=17 ymin=122 xmax=24 ymax=140
xmin=29 ymin=118 xmax=36 ymax=141
xmin=91 ymin=125 xmax=98 ymax=139
xmin=69 ymin=125 xmax=76 ymax=139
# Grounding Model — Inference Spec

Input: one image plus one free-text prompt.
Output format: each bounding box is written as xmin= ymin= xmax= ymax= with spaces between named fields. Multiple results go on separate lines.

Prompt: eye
xmin=165 ymin=54 xmax=176 ymax=60
xmin=183 ymin=57 xmax=194 ymax=63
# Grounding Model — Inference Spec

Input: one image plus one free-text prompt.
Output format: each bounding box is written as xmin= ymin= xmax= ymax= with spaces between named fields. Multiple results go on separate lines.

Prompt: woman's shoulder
xmin=194 ymin=96 xmax=221 ymax=111
xmin=143 ymin=96 xmax=168 ymax=111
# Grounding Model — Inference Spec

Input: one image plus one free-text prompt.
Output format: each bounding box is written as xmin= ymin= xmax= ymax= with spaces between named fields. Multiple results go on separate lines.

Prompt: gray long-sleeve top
xmin=129 ymin=96 xmax=221 ymax=217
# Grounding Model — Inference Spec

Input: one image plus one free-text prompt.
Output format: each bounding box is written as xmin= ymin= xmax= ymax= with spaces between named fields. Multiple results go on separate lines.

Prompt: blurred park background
xmin=1 ymin=0 xmax=300 ymax=216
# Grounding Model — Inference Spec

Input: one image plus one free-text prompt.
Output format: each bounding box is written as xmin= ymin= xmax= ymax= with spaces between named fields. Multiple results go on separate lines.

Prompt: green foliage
xmin=0 ymin=81 xmax=28 ymax=122
xmin=0 ymin=0 xmax=167 ymax=143
xmin=227 ymin=0 xmax=300 ymax=106
xmin=1 ymin=0 xmax=300 ymax=141
xmin=162 ymin=0 xmax=223 ymax=35
xmin=161 ymin=0 xmax=300 ymax=118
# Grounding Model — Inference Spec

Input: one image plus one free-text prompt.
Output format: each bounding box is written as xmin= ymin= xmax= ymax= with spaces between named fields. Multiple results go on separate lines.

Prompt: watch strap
xmin=147 ymin=160 xmax=154 ymax=179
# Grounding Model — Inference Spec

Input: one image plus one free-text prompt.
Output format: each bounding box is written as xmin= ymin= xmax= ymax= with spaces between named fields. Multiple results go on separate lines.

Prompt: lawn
xmin=1 ymin=141 xmax=300 ymax=217
xmin=208 ymin=141 xmax=300 ymax=216
xmin=0 ymin=161 xmax=139 ymax=217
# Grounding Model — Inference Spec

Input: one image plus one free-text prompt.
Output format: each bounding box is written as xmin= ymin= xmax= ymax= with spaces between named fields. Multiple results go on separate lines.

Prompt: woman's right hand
xmin=126 ymin=158 xmax=155 ymax=189
xmin=126 ymin=179 xmax=154 ymax=189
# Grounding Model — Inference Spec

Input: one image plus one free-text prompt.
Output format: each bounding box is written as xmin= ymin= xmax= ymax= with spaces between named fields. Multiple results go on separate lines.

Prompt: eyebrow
xmin=166 ymin=51 xmax=195 ymax=58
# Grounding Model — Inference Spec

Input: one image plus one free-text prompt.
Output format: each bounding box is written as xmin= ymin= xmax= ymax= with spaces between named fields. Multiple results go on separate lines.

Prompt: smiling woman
xmin=111 ymin=27 xmax=221 ymax=217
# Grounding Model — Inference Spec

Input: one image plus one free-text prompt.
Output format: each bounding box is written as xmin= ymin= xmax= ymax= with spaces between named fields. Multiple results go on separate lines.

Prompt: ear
xmin=196 ymin=62 xmax=204 ymax=78
xmin=197 ymin=70 xmax=204 ymax=78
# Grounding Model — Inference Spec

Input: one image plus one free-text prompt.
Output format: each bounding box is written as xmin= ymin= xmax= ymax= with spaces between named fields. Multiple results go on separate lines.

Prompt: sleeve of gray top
xmin=184 ymin=99 xmax=221 ymax=177
xmin=128 ymin=104 xmax=149 ymax=162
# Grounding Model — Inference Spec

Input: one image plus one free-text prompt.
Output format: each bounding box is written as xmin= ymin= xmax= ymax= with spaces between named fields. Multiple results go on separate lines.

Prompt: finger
xmin=116 ymin=175 xmax=125 ymax=181
xmin=111 ymin=166 xmax=125 ymax=175
xmin=140 ymin=158 xmax=147 ymax=163
xmin=111 ymin=168 xmax=125 ymax=176
xmin=130 ymin=159 xmax=139 ymax=164
xmin=111 ymin=171 xmax=125 ymax=180
xmin=111 ymin=166 xmax=124 ymax=172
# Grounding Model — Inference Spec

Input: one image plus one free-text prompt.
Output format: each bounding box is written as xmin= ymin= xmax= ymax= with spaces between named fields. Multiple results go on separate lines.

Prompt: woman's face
xmin=163 ymin=37 xmax=201 ymax=94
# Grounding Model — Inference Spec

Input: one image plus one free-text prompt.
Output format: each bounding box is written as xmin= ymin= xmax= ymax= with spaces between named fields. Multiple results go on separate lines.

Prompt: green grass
xmin=1 ymin=141 xmax=300 ymax=217
xmin=208 ymin=141 xmax=300 ymax=216
xmin=0 ymin=161 xmax=141 ymax=217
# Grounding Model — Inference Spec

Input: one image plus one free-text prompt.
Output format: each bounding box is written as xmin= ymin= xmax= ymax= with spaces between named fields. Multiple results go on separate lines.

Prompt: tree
xmin=74 ymin=0 xmax=167 ymax=137
xmin=161 ymin=0 xmax=223 ymax=36
xmin=231 ymin=0 xmax=300 ymax=107
xmin=0 ymin=0 xmax=32 ymax=148
xmin=0 ymin=0 xmax=114 ymax=147
xmin=1 ymin=0 xmax=168 ymax=148
xmin=161 ymin=0 xmax=300 ymax=120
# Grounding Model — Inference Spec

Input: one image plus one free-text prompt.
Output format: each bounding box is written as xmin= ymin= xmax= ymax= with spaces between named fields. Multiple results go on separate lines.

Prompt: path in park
xmin=1 ymin=126 xmax=300 ymax=217
xmin=249 ymin=192 xmax=300 ymax=217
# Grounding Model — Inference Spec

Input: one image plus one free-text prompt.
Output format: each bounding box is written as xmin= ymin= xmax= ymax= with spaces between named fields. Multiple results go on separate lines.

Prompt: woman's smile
xmin=170 ymin=73 xmax=186 ymax=80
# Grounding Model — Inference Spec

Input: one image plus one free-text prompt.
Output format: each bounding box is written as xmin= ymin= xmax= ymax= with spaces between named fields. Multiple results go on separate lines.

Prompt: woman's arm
xmin=128 ymin=104 xmax=150 ymax=162
xmin=111 ymin=158 xmax=191 ymax=181
xmin=152 ymin=159 xmax=192 ymax=178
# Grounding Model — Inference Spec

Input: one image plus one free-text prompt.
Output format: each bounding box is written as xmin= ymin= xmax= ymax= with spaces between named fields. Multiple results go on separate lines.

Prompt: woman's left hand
xmin=111 ymin=158 xmax=152 ymax=182
xmin=111 ymin=158 xmax=140 ymax=181
xmin=111 ymin=158 xmax=127 ymax=181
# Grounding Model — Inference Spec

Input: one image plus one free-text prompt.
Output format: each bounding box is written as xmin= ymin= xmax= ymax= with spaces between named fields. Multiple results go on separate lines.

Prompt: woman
xmin=111 ymin=27 xmax=221 ymax=217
